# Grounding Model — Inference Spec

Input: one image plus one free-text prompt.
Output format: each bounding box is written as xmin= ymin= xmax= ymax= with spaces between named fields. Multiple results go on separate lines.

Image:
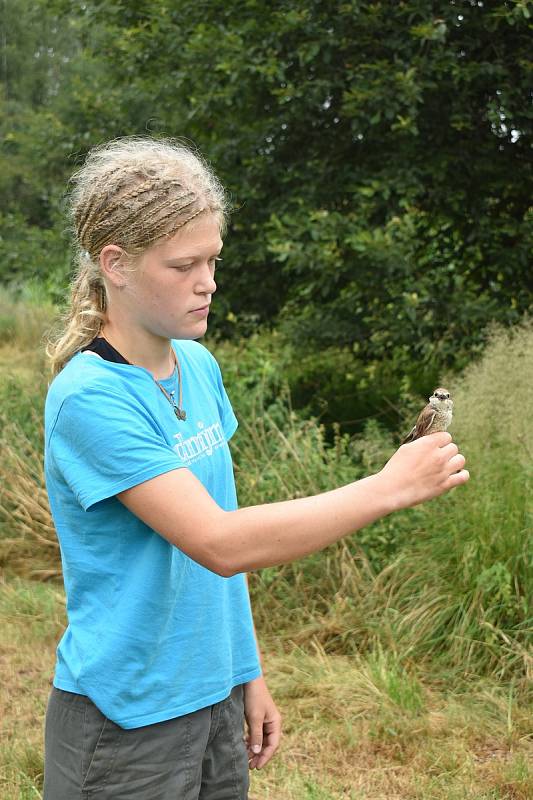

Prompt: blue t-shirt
xmin=44 ymin=339 xmax=261 ymax=729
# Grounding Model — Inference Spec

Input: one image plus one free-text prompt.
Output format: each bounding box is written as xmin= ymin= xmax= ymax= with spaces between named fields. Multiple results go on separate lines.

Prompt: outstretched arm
xmin=117 ymin=432 xmax=468 ymax=577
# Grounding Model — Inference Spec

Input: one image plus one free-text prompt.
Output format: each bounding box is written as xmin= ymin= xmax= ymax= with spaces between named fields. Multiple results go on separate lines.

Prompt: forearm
xmin=216 ymin=473 xmax=394 ymax=575
xmin=118 ymin=432 xmax=468 ymax=577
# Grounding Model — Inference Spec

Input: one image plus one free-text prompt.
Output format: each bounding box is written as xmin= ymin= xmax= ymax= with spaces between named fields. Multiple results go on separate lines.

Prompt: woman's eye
xmin=172 ymin=257 xmax=222 ymax=271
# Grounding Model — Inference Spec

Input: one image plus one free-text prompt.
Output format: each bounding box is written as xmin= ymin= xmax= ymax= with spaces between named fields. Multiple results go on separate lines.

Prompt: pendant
xmin=174 ymin=407 xmax=187 ymax=421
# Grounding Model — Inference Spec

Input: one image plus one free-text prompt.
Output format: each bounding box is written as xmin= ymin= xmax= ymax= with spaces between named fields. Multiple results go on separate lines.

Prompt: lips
xmin=190 ymin=304 xmax=210 ymax=313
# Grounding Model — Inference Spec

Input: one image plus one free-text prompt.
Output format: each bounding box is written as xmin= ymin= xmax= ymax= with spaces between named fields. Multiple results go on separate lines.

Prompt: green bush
xmin=0 ymin=295 xmax=530 ymax=679
xmin=244 ymin=322 xmax=532 ymax=678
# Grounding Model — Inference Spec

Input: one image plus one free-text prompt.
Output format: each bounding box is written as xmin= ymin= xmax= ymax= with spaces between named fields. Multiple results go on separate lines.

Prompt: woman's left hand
xmin=243 ymin=675 xmax=282 ymax=769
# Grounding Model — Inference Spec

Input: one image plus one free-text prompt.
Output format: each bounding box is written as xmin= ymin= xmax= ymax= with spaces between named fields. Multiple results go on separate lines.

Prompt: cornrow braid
xmin=79 ymin=178 xmax=160 ymax=247
xmin=47 ymin=136 xmax=230 ymax=375
xmin=89 ymin=194 xmax=199 ymax=256
xmin=90 ymin=186 xmax=195 ymax=238
xmin=92 ymin=178 xmax=157 ymax=222
xmin=75 ymin=164 xmax=130 ymax=243
xmin=142 ymin=207 xmax=206 ymax=247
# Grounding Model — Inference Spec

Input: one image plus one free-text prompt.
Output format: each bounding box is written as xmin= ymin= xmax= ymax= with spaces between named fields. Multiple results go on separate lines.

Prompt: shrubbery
xmin=2 ymin=302 xmax=529 ymax=680
xmin=218 ymin=321 xmax=532 ymax=678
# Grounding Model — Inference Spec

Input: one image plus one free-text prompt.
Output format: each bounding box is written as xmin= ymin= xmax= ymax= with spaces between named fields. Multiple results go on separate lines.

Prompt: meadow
xmin=0 ymin=290 xmax=531 ymax=799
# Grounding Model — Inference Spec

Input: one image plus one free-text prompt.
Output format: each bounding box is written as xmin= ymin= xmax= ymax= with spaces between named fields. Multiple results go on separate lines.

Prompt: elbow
xmin=197 ymin=545 xmax=233 ymax=577
xmin=213 ymin=560 xmax=238 ymax=579
xmin=201 ymin=554 xmax=240 ymax=579
xmin=178 ymin=545 xmax=235 ymax=577
xmin=195 ymin=521 xmax=242 ymax=578
xmin=206 ymin=543 xmax=243 ymax=578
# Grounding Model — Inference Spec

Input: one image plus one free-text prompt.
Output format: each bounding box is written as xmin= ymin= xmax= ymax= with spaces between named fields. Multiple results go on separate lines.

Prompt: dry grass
xmin=248 ymin=642 xmax=533 ymax=800
xmin=450 ymin=320 xmax=533 ymax=464
xmin=0 ymin=290 xmax=59 ymax=579
xmin=0 ymin=577 xmax=63 ymax=799
xmin=0 ymin=286 xmax=56 ymax=356
xmin=0 ymin=423 xmax=59 ymax=580
xmin=1 ymin=575 xmax=531 ymax=800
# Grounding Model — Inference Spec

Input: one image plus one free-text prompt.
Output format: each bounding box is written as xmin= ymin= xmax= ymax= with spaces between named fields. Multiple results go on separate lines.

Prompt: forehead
xmin=157 ymin=214 xmax=223 ymax=258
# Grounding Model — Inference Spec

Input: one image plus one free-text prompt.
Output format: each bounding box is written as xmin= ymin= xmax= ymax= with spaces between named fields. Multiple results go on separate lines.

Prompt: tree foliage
xmin=1 ymin=0 xmax=531 ymax=421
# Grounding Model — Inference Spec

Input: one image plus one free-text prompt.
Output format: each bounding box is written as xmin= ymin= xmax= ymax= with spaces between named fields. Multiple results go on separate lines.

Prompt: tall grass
xmin=0 ymin=285 xmax=56 ymax=355
xmin=382 ymin=321 xmax=532 ymax=678
xmin=0 ymin=300 xmax=531 ymax=679
xmin=0 ymin=299 xmax=531 ymax=799
xmin=0 ymin=423 xmax=60 ymax=580
xmin=0 ymin=288 xmax=57 ymax=577
xmin=238 ymin=322 xmax=532 ymax=679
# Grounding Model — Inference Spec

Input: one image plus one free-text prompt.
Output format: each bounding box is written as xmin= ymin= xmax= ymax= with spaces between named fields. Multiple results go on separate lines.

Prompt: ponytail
xmin=46 ymin=252 xmax=106 ymax=376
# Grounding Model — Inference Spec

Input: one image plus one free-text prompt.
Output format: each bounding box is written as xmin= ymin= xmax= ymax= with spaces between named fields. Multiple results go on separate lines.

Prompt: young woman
xmin=43 ymin=136 xmax=469 ymax=800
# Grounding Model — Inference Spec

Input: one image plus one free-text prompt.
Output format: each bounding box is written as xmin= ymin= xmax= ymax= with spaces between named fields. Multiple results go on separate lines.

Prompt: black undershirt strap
xmin=82 ymin=337 xmax=130 ymax=365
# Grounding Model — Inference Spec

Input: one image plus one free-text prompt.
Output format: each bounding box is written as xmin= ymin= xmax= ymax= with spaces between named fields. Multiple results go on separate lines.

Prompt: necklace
xmin=95 ymin=334 xmax=187 ymax=421
xmin=153 ymin=350 xmax=187 ymax=421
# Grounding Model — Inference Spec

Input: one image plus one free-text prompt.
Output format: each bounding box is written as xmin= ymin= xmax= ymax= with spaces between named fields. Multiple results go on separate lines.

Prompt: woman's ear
xmin=99 ymin=244 xmax=129 ymax=288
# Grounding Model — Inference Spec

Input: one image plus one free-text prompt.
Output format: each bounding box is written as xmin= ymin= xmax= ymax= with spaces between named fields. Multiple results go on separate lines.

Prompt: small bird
xmin=403 ymin=387 xmax=453 ymax=444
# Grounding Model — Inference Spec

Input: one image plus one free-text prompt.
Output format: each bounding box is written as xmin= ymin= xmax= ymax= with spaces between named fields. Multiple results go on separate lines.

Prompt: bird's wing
xmin=402 ymin=405 xmax=436 ymax=443
xmin=402 ymin=425 xmax=418 ymax=444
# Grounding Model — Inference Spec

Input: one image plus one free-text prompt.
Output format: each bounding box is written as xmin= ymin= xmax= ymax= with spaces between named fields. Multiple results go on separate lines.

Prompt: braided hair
xmin=46 ymin=136 xmax=229 ymax=375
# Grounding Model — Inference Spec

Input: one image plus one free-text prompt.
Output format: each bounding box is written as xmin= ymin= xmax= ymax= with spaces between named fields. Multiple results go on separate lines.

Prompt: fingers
xmin=247 ymin=712 xmax=282 ymax=770
xmin=429 ymin=431 xmax=452 ymax=447
xmin=246 ymin=717 xmax=263 ymax=771
xmin=247 ymin=718 xmax=263 ymax=761
xmin=447 ymin=453 xmax=466 ymax=473
xmin=419 ymin=437 xmax=466 ymax=479
xmin=431 ymin=439 xmax=467 ymax=478
xmin=404 ymin=431 xmax=453 ymax=448
xmin=440 ymin=442 xmax=459 ymax=460
xmin=246 ymin=745 xmax=261 ymax=770
xmin=254 ymin=741 xmax=278 ymax=769
xmin=250 ymin=721 xmax=282 ymax=770
xmin=446 ymin=468 xmax=470 ymax=488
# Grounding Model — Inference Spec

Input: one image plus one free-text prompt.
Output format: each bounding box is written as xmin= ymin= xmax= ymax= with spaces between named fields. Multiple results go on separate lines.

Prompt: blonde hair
xmin=46 ymin=136 xmax=229 ymax=376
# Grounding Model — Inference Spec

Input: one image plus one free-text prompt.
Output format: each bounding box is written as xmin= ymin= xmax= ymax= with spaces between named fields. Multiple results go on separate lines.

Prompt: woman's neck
xmin=99 ymin=323 xmax=176 ymax=381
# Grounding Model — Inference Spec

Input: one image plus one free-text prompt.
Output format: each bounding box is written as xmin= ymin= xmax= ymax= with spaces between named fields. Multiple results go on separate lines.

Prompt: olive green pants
xmin=43 ymin=685 xmax=249 ymax=799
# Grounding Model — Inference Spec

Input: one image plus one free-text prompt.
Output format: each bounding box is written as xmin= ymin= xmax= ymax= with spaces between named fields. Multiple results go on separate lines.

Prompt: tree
xmin=2 ymin=0 xmax=531 ymax=419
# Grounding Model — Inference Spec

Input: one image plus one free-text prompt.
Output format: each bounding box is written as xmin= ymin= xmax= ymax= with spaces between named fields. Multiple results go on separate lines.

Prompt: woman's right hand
xmin=378 ymin=432 xmax=469 ymax=512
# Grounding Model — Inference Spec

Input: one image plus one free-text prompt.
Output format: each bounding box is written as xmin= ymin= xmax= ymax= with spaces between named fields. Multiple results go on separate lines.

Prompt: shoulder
xmin=45 ymin=352 xmax=154 ymax=437
xmin=47 ymin=352 xmax=136 ymax=404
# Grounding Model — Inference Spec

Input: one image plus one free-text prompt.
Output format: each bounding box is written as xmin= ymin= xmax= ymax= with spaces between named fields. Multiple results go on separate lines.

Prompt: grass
xmin=249 ymin=643 xmax=532 ymax=799
xmin=0 ymin=575 xmax=531 ymax=800
xmin=0 ymin=577 xmax=62 ymax=800
xmin=0 ymin=425 xmax=60 ymax=580
xmin=243 ymin=322 xmax=532 ymax=680
xmin=0 ymin=290 xmax=531 ymax=798
xmin=0 ymin=285 xmax=56 ymax=356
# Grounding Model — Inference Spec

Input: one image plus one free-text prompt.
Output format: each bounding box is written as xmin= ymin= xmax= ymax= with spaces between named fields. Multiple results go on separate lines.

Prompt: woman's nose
xmin=196 ymin=264 xmax=217 ymax=295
